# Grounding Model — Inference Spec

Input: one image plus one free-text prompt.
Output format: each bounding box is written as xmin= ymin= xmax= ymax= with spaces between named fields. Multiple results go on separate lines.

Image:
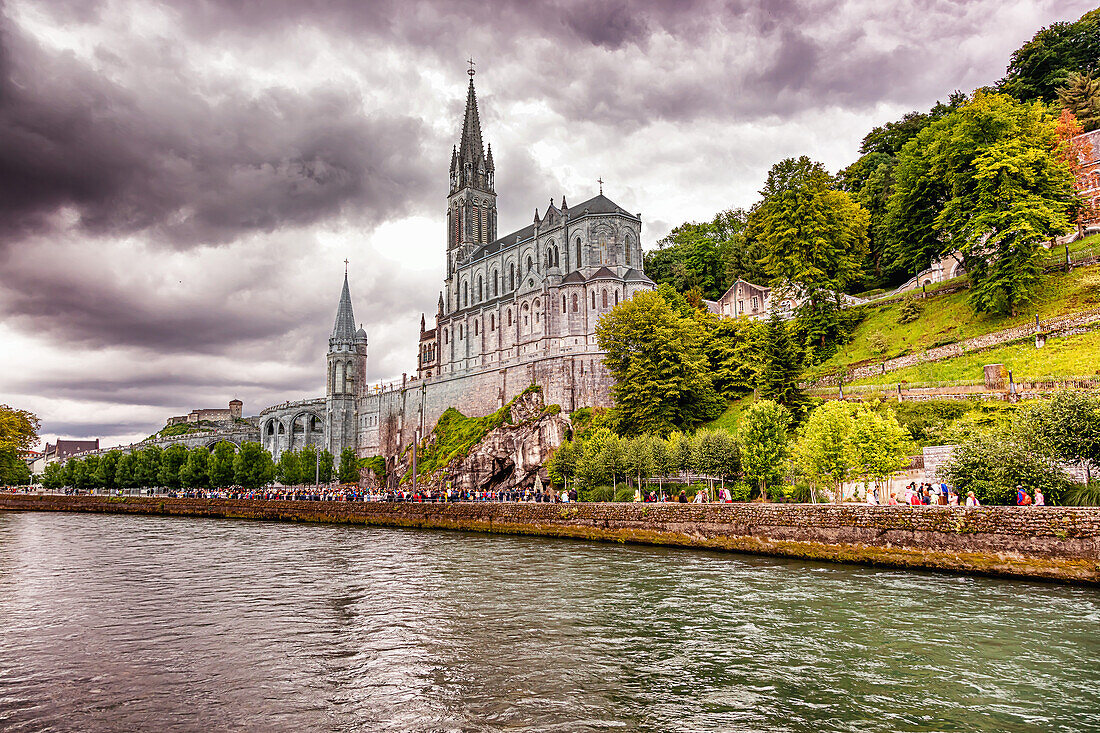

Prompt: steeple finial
xmin=344 ymin=258 xmax=349 ymax=275
xmin=597 ymin=177 xmax=604 ymax=195
xmin=467 ymin=57 xmax=476 ymax=77
xmin=331 ymin=272 xmax=356 ymax=341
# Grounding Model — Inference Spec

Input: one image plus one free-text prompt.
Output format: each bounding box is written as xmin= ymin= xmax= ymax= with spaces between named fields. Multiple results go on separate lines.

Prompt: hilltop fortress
xmin=255 ymin=70 xmax=654 ymax=463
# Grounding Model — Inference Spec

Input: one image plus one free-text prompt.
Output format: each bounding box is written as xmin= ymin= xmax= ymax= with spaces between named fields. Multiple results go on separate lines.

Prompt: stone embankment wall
xmin=2 ymin=495 xmax=1097 ymax=585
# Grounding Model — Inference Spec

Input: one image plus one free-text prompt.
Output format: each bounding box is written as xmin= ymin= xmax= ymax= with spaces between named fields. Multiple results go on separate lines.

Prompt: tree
xmin=95 ymin=450 xmax=122 ymax=491
xmin=643 ymin=209 xmax=758 ymax=299
xmin=596 ymin=290 xmax=724 ymax=436
xmin=42 ymin=461 xmax=65 ymax=490
xmin=209 ymin=441 xmax=237 ymax=488
xmin=887 ymin=93 xmax=1077 ymax=315
xmin=0 ymin=404 xmax=40 ymax=486
xmin=338 ymin=447 xmax=360 ymax=484
xmin=850 ymin=407 xmax=914 ymax=496
xmin=80 ymin=455 xmax=101 ymax=491
xmin=793 ymin=401 xmax=860 ymax=503
xmin=747 ymin=156 xmax=869 ymax=334
xmin=942 ymin=433 xmax=1069 ymax=505
xmin=275 ymin=449 xmax=302 ymax=485
xmin=547 ymin=439 xmax=577 ymax=490
xmin=114 ymin=452 xmax=136 ymax=489
xmin=179 ymin=447 xmax=211 ymax=490
xmin=575 ymin=428 xmax=623 ymax=497
xmin=1016 ymin=391 xmax=1100 ymax=483
xmin=650 ymin=435 xmax=675 ymax=492
xmin=1001 ymin=9 xmax=1100 ymax=103
xmin=693 ymin=429 xmax=739 ymax=494
xmin=233 ymin=442 xmax=274 ymax=491
xmin=858 ymin=93 xmax=968 ymax=156
xmin=757 ymin=310 xmax=807 ymax=416
xmin=738 ymin=400 xmax=792 ymax=500
xmin=132 ymin=446 xmax=163 ymax=488
xmin=694 ymin=312 xmax=761 ymax=402
xmin=158 ymin=444 xmax=188 ymax=491
xmin=1057 ymin=72 xmax=1100 ymax=131
xmin=318 ymin=450 xmax=335 ymax=484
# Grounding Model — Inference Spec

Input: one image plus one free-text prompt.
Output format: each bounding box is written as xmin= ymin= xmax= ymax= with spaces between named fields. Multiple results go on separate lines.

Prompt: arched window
xmin=478 ymin=276 xmax=483 ymax=302
xmin=591 ymin=290 xmax=596 ymax=309
xmin=335 ymin=361 xmax=345 ymax=393
xmin=625 ymin=235 xmax=632 ymax=266
xmin=463 ymin=281 xmax=468 ymax=308
xmin=526 ymin=255 xmax=533 ymax=273
xmin=346 ymin=360 xmax=354 ymax=391
xmin=509 ymin=263 xmax=515 ymax=290
xmin=555 ymin=247 xmax=560 ymax=268
xmin=443 ymin=329 xmax=448 ymax=345
xmin=614 ymin=290 xmax=619 ymax=306
xmin=602 ymin=289 xmax=608 ymax=308
xmin=575 ymin=237 xmax=582 ymax=268
xmin=507 ymin=309 xmax=513 ymax=326
xmin=490 ymin=313 xmax=495 ymax=330
xmin=458 ymin=324 xmax=463 ymax=339
xmin=474 ymin=319 xmax=479 ymax=336
xmin=547 ymin=247 xmax=553 ymax=269
xmin=493 ymin=270 xmax=499 ymax=296
xmin=572 ymin=294 xmax=578 ymax=312
xmin=473 ymin=205 xmax=480 ymax=241
xmin=562 ymin=295 xmax=567 ymax=312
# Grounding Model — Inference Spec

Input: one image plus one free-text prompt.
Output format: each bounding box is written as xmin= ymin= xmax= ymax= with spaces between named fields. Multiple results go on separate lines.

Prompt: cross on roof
xmin=467 ymin=58 xmax=476 ymax=77
xmin=597 ymin=177 xmax=604 ymax=195
xmin=344 ymin=259 xmax=349 ymax=274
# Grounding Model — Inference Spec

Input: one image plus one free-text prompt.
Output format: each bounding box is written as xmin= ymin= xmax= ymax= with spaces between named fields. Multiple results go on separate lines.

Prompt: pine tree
xmin=758 ymin=310 xmax=806 ymax=417
xmin=1057 ymin=72 xmax=1100 ymax=131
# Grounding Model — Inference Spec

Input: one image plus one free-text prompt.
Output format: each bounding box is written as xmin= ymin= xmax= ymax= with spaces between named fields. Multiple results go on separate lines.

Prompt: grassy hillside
xmin=809 ymin=262 xmax=1100 ymax=381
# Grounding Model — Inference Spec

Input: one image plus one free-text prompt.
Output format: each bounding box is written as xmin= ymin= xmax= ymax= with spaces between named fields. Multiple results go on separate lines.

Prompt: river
xmin=0 ymin=511 xmax=1096 ymax=732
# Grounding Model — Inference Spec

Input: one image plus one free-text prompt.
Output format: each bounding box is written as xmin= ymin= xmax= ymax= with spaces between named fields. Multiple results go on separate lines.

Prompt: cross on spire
xmin=467 ymin=57 xmax=476 ymax=77
xmin=344 ymin=259 xmax=349 ymax=275
xmin=597 ymin=177 xmax=604 ymax=195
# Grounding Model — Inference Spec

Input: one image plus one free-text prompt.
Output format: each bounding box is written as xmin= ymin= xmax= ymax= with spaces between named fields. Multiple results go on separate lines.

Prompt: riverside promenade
xmin=2 ymin=494 xmax=1098 ymax=585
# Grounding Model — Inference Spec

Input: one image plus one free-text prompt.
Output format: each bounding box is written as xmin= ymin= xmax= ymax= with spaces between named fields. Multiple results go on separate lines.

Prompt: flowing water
xmin=0 ymin=511 xmax=1096 ymax=732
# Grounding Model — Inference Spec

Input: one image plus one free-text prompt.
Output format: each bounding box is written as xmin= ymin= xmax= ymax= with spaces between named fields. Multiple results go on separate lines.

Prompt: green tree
xmin=132 ymin=446 xmax=163 ymax=488
xmin=298 ymin=445 xmax=320 ymax=485
xmin=114 ymin=452 xmax=136 ymax=489
xmin=942 ymin=433 xmax=1069 ymax=505
xmin=793 ymin=401 xmax=860 ymax=503
xmin=887 ymin=93 xmax=1076 ymax=315
xmin=158 ymin=444 xmax=189 ymax=491
xmin=95 ymin=450 xmax=122 ymax=491
xmin=275 ymin=450 xmax=302 ymax=485
xmin=209 ymin=442 xmax=237 ymax=488
xmin=837 ymin=152 xmax=900 ymax=285
xmin=694 ymin=312 xmax=761 ymax=401
xmin=738 ymin=400 xmax=792 ymax=500
xmin=596 ymin=290 xmax=724 ymax=436
xmin=42 ymin=461 xmax=66 ymax=490
xmin=757 ymin=310 xmax=807 ymax=416
xmin=179 ymin=447 xmax=210 ymax=490
xmin=576 ymin=428 xmax=623 ymax=497
xmin=0 ymin=404 xmax=40 ymax=486
xmin=318 ymin=450 xmax=335 ymax=484
xmin=858 ymin=93 xmax=968 ymax=156
xmin=851 ymin=406 xmax=914 ymax=496
xmin=1001 ymin=9 xmax=1100 ymax=103
xmin=547 ymin=439 xmax=577 ymax=491
xmin=338 ymin=447 xmax=360 ymax=484
xmin=693 ymin=428 xmax=739 ymax=494
xmin=748 ymin=156 xmax=869 ymax=334
xmin=1016 ymin=391 xmax=1100 ymax=484
xmin=233 ymin=442 xmax=274 ymax=491
xmin=1057 ymin=72 xmax=1100 ymax=131
xmin=643 ymin=209 xmax=757 ymax=299
xmin=80 ymin=455 xmax=101 ymax=490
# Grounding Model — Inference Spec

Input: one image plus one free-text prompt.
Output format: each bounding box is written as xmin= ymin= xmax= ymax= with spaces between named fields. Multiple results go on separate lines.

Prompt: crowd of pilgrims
xmin=165 ymin=487 xmax=582 ymax=503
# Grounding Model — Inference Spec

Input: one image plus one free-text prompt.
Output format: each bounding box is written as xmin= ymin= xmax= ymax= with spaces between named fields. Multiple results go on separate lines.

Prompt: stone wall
xmin=3 ymin=495 xmax=1097 ymax=585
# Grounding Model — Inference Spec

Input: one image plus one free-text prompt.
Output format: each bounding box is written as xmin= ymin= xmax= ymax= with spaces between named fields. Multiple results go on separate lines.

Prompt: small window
xmin=572 ymin=294 xmax=578 ymax=312
xmin=527 ymin=255 xmax=533 ymax=273
xmin=510 ymin=263 xmax=515 ymax=290
xmin=463 ymin=282 xmax=468 ymax=308
xmin=576 ymin=238 xmax=582 ymax=268
xmin=474 ymin=320 xmax=479 ymax=336
xmin=507 ymin=309 xmax=513 ymax=326
xmin=614 ymin=290 xmax=619 ymax=306
xmin=562 ymin=295 xmax=567 ymax=312
xmin=591 ymin=291 xmax=595 ymax=309
xmin=478 ymin=276 xmax=483 ymax=302
xmin=491 ymin=314 xmax=495 ymax=330
xmin=602 ymin=289 xmax=608 ymax=308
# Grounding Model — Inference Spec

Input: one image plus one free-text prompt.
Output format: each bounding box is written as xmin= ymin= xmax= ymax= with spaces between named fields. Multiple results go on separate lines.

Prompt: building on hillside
xmin=1072 ymin=128 xmax=1100 ymax=235
xmin=707 ymin=279 xmax=863 ymax=321
xmin=166 ymin=400 xmax=244 ymax=426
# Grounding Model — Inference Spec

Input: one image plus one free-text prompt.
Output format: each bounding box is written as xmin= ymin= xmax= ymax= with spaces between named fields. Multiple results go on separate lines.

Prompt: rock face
xmin=391 ymin=388 xmax=568 ymax=492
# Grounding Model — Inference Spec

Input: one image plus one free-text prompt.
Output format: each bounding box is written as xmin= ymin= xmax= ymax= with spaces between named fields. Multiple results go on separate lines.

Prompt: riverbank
xmin=2 ymin=494 xmax=1098 ymax=584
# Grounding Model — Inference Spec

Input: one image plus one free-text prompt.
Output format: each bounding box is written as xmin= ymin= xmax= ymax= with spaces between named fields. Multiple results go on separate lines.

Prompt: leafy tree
xmin=547 ymin=439 xmax=577 ymax=490
xmin=576 ymin=428 xmax=623 ymax=495
xmin=298 ymin=445 xmax=320 ymax=485
xmin=649 ymin=435 xmax=675 ymax=491
xmin=738 ymin=400 xmax=792 ymax=500
xmin=233 ymin=442 xmax=274 ymax=491
xmin=793 ymin=401 xmax=860 ymax=503
xmin=132 ymin=446 xmax=163 ymax=488
xmin=858 ymin=93 xmax=968 ymax=156
xmin=276 ymin=450 xmax=302 ymax=485
xmin=1001 ymin=9 xmax=1100 ymax=103
xmin=748 ymin=156 xmax=869 ymax=329
xmin=596 ymin=290 xmax=724 ymax=436
xmin=80 ymin=455 xmax=101 ymax=490
xmin=668 ymin=431 xmax=694 ymax=476
xmin=693 ymin=428 xmax=739 ymax=494
xmin=694 ymin=312 xmax=760 ymax=401
xmin=757 ymin=310 xmax=807 ymax=416
xmin=887 ymin=93 xmax=1076 ymax=315
xmin=850 ymin=407 xmax=914 ymax=495
xmin=942 ymin=433 xmax=1069 ymax=505
xmin=338 ymin=447 xmax=360 ymax=484
xmin=643 ymin=209 xmax=759 ymax=299
xmin=1057 ymin=72 xmax=1100 ymax=131
xmin=66 ymin=459 xmax=85 ymax=491
xmin=42 ymin=461 xmax=65 ymax=490
xmin=318 ymin=450 xmax=335 ymax=484
xmin=114 ymin=452 xmax=136 ymax=489
xmin=0 ymin=404 xmax=40 ymax=486
xmin=180 ymin=447 xmax=210 ymax=490
xmin=1016 ymin=391 xmax=1100 ymax=484
xmin=2 ymin=457 xmax=31 ymax=486
xmin=95 ymin=450 xmax=122 ymax=491
xmin=209 ymin=441 xmax=237 ymax=488
xmin=158 ymin=444 xmax=189 ymax=491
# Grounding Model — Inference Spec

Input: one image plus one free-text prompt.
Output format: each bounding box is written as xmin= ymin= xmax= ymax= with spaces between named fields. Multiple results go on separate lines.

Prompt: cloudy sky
xmin=0 ymin=0 xmax=1092 ymax=449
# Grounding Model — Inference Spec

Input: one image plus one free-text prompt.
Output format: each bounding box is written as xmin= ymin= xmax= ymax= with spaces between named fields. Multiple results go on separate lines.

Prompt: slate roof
xmin=589 ymin=266 xmax=618 ymax=279
xmin=331 ymin=274 xmax=357 ymax=340
xmin=561 ymin=270 xmax=587 ymax=284
xmin=623 ymin=268 xmax=654 ymax=283
xmin=467 ymin=193 xmax=636 ymax=262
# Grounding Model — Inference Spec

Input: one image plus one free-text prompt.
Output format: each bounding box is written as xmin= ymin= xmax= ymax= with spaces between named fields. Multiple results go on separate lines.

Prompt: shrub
xmin=1064 ymin=482 xmax=1100 ymax=506
xmin=941 ymin=434 xmax=1070 ymax=505
xmin=868 ymin=332 xmax=888 ymax=355
xmin=897 ymin=297 xmax=924 ymax=324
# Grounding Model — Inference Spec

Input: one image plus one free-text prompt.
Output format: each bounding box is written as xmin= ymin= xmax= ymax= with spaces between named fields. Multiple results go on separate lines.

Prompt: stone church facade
xmin=257 ymin=71 xmax=653 ymax=463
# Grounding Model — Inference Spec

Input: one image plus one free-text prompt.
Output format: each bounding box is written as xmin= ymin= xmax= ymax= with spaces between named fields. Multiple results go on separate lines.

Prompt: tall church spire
xmin=458 ymin=76 xmax=484 ymax=170
xmin=331 ymin=272 xmax=356 ymax=341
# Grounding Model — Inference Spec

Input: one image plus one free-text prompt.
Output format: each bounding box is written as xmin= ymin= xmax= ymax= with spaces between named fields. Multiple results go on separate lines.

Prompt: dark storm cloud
xmin=0 ymin=13 xmax=434 ymax=247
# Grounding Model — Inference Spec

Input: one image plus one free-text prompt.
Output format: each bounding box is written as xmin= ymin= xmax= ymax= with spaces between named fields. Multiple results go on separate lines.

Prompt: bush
xmin=897 ymin=297 xmax=923 ymax=324
xmin=869 ymin=332 xmax=888 ymax=355
xmin=1063 ymin=482 xmax=1100 ymax=506
xmin=583 ymin=484 xmax=615 ymax=502
xmin=941 ymin=434 xmax=1070 ymax=505
xmin=613 ymin=485 xmax=636 ymax=502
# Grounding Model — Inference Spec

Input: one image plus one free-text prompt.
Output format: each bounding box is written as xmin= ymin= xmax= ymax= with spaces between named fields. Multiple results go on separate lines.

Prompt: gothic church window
xmin=463 ymin=282 xmax=468 ymax=308
xmin=547 ymin=247 xmax=553 ymax=269
xmin=509 ymin=263 xmax=515 ymax=290
xmin=614 ymin=290 xmax=619 ymax=306
xmin=474 ymin=320 xmax=479 ymax=336
xmin=490 ymin=314 xmax=495 ymax=330
xmin=625 ymin=235 xmax=632 ymax=266
xmin=493 ymin=270 xmax=499 ymax=296
xmin=591 ymin=291 xmax=595 ymax=309
xmin=507 ymin=309 xmax=512 ymax=326
xmin=478 ymin=276 xmax=483 ymax=302
xmin=572 ymin=294 xmax=578 ymax=312
xmin=562 ymin=295 xmax=566 ymax=312
xmin=602 ymin=289 xmax=608 ymax=308
xmin=576 ymin=237 xmax=582 ymax=268
xmin=526 ymin=255 xmax=533 ymax=273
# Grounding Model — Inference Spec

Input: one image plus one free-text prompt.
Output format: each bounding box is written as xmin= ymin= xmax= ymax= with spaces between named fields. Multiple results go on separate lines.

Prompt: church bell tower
xmin=446 ymin=62 xmax=497 ymax=293
xmin=326 ymin=269 xmax=368 ymax=456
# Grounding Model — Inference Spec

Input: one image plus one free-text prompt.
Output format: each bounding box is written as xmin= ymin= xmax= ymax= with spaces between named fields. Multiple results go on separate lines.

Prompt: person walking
xmin=966 ymin=491 xmax=980 ymax=507
xmin=1016 ymin=485 xmax=1032 ymax=506
xmin=948 ymin=489 xmax=960 ymax=506
xmin=1034 ymin=487 xmax=1045 ymax=506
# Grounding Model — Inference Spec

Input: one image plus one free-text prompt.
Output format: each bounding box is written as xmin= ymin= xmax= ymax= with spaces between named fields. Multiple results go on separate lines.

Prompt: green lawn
xmin=809 ymin=263 xmax=1100 ymax=379
xmin=705 ymin=395 xmax=754 ymax=434
xmin=851 ymin=329 xmax=1100 ymax=385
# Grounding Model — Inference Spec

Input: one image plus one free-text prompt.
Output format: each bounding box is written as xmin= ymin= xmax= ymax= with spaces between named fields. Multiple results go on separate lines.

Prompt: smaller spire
xmin=533 ymin=207 xmax=540 ymax=224
xmin=485 ymin=143 xmax=494 ymax=170
xmin=437 ymin=291 xmax=444 ymax=314
xmin=331 ymin=272 xmax=356 ymax=341
xmin=561 ymin=195 xmax=568 ymax=211
xmin=450 ymin=145 xmax=457 ymax=172
xmin=420 ymin=313 xmax=426 ymax=332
